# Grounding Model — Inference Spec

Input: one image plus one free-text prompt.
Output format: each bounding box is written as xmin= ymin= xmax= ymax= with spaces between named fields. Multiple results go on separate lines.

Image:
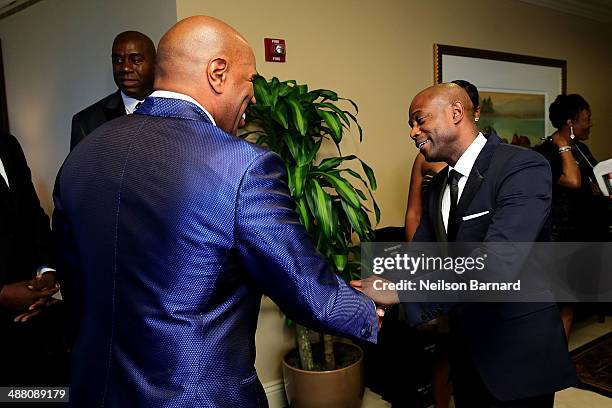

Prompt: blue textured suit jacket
xmin=408 ymin=135 xmax=577 ymax=401
xmin=53 ymin=97 xmax=377 ymax=407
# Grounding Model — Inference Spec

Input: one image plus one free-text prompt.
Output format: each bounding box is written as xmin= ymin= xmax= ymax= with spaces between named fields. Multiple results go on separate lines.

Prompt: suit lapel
xmin=429 ymin=168 xmax=448 ymax=242
xmin=450 ymin=135 xmax=500 ymax=234
xmin=103 ymin=91 xmax=126 ymax=122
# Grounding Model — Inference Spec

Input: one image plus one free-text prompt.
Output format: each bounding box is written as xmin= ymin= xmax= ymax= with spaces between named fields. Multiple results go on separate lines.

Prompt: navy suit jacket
xmin=409 ymin=135 xmax=577 ymax=401
xmin=53 ymin=97 xmax=377 ymax=407
xmin=70 ymin=91 xmax=125 ymax=151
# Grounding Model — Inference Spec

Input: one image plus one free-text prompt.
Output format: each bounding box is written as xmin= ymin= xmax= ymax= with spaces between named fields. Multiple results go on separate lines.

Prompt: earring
xmin=570 ymin=126 xmax=575 ymax=139
xmin=475 ymin=117 xmax=479 ymax=122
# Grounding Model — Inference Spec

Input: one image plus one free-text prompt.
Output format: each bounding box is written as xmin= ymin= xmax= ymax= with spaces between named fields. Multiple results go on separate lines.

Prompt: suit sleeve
xmin=235 ymin=151 xmax=378 ymax=343
xmin=484 ymin=150 xmax=552 ymax=243
xmin=8 ymin=135 xmax=53 ymax=271
xmin=52 ymin=165 xmax=82 ymax=344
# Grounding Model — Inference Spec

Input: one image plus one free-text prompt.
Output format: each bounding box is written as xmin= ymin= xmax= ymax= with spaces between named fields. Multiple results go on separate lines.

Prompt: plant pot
xmin=282 ymin=342 xmax=364 ymax=408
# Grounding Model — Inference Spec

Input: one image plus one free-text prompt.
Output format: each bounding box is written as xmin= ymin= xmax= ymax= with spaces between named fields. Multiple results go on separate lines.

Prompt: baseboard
xmin=264 ymin=379 xmax=287 ymax=408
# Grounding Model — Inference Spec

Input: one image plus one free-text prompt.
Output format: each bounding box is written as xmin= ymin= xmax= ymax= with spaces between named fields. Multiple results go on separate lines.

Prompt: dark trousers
xmin=0 ymin=303 xmax=69 ymax=387
xmin=450 ymin=339 xmax=554 ymax=408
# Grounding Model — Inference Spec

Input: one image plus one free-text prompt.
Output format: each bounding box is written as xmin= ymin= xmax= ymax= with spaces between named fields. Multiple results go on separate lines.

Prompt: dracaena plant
xmin=242 ymin=75 xmax=379 ymax=371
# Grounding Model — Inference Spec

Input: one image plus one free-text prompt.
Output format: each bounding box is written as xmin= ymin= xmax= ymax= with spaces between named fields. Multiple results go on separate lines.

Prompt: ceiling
xmin=1 ymin=0 xmax=611 ymax=23
xmin=517 ymin=0 xmax=612 ymax=23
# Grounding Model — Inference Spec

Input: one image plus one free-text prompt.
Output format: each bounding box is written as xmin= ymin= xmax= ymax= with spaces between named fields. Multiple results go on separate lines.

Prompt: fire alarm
xmin=264 ymin=38 xmax=286 ymax=63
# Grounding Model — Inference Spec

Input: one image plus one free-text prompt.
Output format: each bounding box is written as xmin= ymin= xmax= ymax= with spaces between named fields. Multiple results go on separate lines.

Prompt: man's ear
xmin=451 ymin=100 xmax=465 ymax=124
xmin=208 ymin=57 xmax=228 ymax=94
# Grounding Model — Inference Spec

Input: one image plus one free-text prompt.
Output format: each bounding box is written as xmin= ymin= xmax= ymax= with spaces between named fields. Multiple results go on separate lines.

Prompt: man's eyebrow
xmin=410 ymin=109 xmax=423 ymax=119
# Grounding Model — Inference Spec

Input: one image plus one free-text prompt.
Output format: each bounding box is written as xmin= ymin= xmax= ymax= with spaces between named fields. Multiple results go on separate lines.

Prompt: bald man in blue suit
xmin=53 ymin=16 xmax=378 ymax=407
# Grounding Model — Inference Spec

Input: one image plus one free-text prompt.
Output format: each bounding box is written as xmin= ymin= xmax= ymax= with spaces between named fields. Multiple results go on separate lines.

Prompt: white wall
xmin=0 ymin=0 xmax=177 ymax=212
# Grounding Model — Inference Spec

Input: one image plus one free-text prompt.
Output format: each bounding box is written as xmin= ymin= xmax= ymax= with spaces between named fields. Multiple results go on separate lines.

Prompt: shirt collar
xmin=449 ymin=132 xmax=487 ymax=178
xmin=120 ymin=91 xmax=144 ymax=115
xmin=149 ymin=90 xmax=216 ymax=126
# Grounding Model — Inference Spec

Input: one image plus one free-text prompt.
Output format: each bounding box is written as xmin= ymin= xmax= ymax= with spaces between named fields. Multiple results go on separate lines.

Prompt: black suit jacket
xmin=409 ymin=135 xmax=577 ymax=401
xmin=70 ymin=91 xmax=125 ymax=151
xmin=0 ymin=133 xmax=52 ymax=304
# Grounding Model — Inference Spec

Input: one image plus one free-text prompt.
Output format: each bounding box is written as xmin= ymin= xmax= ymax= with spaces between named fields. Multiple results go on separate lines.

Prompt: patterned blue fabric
xmin=53 ymin=97 xmax=377 ymax=407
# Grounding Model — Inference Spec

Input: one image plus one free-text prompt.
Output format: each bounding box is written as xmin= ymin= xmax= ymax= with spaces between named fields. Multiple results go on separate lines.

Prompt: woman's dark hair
xmin=451 ymin=79 xmax=480 ymax=109
xmin=548 ymin=94 xmax=590 ymax=130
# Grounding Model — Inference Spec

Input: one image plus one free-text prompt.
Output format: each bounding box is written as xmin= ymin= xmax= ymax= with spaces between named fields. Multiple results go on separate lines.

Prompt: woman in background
xmin=404 ymin=80 xmax=480 ymax=408
xmin=536 ymin=94 xmax=608 ymax=339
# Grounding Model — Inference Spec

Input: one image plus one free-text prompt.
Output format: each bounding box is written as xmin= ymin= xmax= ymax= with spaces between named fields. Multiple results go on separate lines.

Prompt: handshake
xmin=350 ymin=276 xmax=400 ymax=328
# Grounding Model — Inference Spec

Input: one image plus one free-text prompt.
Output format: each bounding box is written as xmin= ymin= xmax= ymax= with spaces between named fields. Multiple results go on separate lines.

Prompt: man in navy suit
xmin=54 ymin=16 xmax=379 ymax=407
xmin=355 ymin=84 xmax=576 ymax=407
xmin=410 ymin=84 xmax=576 ymax=407
xmin=70 ymin=31 xmax=156 ymax=151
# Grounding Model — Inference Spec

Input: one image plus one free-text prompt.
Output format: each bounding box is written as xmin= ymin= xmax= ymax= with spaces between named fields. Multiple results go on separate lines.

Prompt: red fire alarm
xmin=264 ymin=38 xmax=286 ymax=62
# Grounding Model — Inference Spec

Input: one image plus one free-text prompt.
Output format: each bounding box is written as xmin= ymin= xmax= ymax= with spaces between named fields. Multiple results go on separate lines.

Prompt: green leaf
xmin=293 ymin=164 xmax=309 ymax=198
xmin=344 ymin=110 xmax=363 ymax=142
xmin=286 ymin=165 xmax=295 ymax=194
xmin=253 ymin=76 xmax=272 ymax=106
xmin=285 ymin=133 xmax=299 ymax=161
xmin=287 ymin=96 xmax=307 ymax=136
xmin=368 ymin=189 xmax=381 ymax=224
xmin=317 ymin=109 xmax=342 ymax=143
xmin=316 ymin=102 xmax=351 ymax=128
xmin=332 ymin=255 xmax=348 ymax=272
xmin=318 ymin=89 xmax=338 ymax=101
xmin=296 ymin=84 xmax=308 ymax=95
xmin=318 ymin=155 xmax=358 ymax=171
xmin=307 ymin=179 xmax=333 ymax=238
xmin=340 ymin=97 xmax=359 ymax=113
xmin=278 ymin=82 xmax=294 ymax=97
xmin=341 ymin=201 xmax=365 ymax=237
xmin=317 ymin=172 xmax=361 ymax=208
xmin=271 ymin=101 xmax=289 ymax=129
xmin=295 ymin=197 xmax=312 ymax=232
xmin=303 ymin=139 xmax=322 ymax=165
xmin=360 ymin=160 xmax=377 ymax=191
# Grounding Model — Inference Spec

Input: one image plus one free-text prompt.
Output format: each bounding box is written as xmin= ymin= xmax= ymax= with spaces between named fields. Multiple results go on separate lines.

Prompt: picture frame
xmin=433 ymin=44 xmax=567 ymax=146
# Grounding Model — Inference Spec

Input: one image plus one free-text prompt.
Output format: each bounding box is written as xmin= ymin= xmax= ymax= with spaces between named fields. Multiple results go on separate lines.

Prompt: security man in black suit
xmin=0 ymin=132 xmax=64 ymax=386
xmin=70 ymin=31 xmax=155 ymax=151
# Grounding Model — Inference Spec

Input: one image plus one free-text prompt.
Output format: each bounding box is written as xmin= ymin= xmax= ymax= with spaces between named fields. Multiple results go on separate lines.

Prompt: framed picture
xmin=434 ymin=44 xmax=566 ymax=147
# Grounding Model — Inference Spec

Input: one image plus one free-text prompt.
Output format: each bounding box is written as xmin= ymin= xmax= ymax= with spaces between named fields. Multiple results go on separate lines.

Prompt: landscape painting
xmin=477 ymin=91 xmax=546 ymax=147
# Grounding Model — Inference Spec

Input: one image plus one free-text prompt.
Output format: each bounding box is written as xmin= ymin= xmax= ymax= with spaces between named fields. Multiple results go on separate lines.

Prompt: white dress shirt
xmin=0 ymin=157 xmax=9 ymax=188
xmin=120 ymin=92 xmax=144 ymax=115
xmin=441 ymin=133 xmax=487 ymax=232
xmin=149 ymin=90 xmax=217 ymax=126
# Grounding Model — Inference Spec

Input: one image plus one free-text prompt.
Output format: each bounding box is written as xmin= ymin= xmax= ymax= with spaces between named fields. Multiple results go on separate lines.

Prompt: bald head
xmin=411 ymin=83 xmax=474 ymax=118
xmin=112 ymin=31 xmax=156 ymax=99
xmin=408 ymin=83 xmax=478 ymax=166
xmin=154 ymin=16 xmax=257 ymax=135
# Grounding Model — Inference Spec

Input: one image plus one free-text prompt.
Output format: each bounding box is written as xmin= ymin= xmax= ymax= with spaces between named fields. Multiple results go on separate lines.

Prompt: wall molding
xmin=0 ymin=0 xmax=45 ymax=20
xmin=264 ymin=379 xmax=287 ymax=408
xmin=517 ymin=0 xmax=612 ymax=24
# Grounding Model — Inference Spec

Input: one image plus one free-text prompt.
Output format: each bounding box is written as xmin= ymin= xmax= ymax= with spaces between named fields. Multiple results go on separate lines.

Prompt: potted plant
xmin=242 ymin=75 xmax=379 ymax=407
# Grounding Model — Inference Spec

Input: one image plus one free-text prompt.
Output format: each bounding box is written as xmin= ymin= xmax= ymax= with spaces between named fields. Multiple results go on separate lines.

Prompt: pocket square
xmin=462 ymin=210 xmax=490 ymax=221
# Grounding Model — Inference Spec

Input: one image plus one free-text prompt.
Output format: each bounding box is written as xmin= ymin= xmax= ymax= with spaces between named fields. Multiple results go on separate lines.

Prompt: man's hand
xmin=28 ymin=271 xmax=57 ymax=291
xmin=375 ymin=306 xmax=386 ymax=330
xmin=13 ymin=297 xmax=61 ymax=323
xmin=0 ymin=280 xmax=60 ymax=321
xmin=351 ymin=275 xmax=400 ymax=306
